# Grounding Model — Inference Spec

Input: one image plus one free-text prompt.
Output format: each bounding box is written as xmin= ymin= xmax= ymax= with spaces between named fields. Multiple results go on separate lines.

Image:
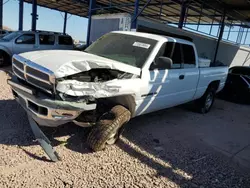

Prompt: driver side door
xmin=137 ymin=42 xmax=185 ymax=115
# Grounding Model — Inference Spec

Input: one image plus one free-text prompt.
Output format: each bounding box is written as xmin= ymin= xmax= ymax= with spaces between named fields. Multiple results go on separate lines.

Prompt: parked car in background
xmin=218 ymin=66 xmax=250 ymax=104
xmin=0 ymin=30 xmax=74 ymax=67
xmin=0 ymin=29 xmax=12 ymax=38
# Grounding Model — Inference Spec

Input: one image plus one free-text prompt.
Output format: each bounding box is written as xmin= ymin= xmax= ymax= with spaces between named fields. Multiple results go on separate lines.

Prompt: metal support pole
xmin=63 ymin=12 xmax=67 ymax=34
xmin=197 ymin=1 xmax=204 ymax=31
xmin=0 ymin=0 xmax=3 ymax=30
xmin=236 ymin=25 xmax=244 ymax=44
xmin=226 ymin=21 xmax=233 ymax=40
xmin=213 ymin=10 xmax=226 ymax=64
xmin=31 ymin=0 xmax=37 ymax=31
xmin=19 ymin=0 xmax=24 ymax=31
xmin=86 ymin=0 xmax=96 ymax=46
xmin=131 ymin=0 xmax=140 ymax=29
xmin=243 ymin=28 xmax=249 ymax=44
xmin=178 ymin=0 xmax=187 ymax=29
xmin=131 ymin=0 xmax=152 ymax=29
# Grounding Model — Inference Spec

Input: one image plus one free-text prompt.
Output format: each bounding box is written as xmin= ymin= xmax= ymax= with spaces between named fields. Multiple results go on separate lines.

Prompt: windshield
xmin=85 ymin=33 xmax=157 ymax=68
xmin=1 ymin=31 xmax=21 ymax=41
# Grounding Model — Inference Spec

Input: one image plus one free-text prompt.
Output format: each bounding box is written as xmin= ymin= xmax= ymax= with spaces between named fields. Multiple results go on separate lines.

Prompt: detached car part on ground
xmin=218 ymin=66 xmax=250 ymax=104
xmin=8 ymin=31 xmax=228 ymax=161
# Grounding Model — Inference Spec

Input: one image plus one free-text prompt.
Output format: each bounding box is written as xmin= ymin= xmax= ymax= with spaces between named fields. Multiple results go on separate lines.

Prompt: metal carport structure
xmin=2 ymin=0 xmax=250 ymax=61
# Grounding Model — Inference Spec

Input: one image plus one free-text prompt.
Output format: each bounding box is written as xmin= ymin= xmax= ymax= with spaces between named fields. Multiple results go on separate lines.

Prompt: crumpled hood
xmin=19 ymin=50 xmax=141 ymax=78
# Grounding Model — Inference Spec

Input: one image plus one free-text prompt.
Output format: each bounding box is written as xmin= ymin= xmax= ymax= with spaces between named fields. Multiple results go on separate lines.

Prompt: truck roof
xmin=11 ymin=30 xmax=70 ymax=36
xmin=112 ymin=31 xmax=194 ymax=46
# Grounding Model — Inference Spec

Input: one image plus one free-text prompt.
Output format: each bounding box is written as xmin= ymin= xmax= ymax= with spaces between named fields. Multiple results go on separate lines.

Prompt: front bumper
xmin=8 ymin=77 xmax=97 ymax=127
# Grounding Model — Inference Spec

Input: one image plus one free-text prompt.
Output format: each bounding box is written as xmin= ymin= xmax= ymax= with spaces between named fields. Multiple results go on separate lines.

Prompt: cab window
xmin=39 ymin=34 xmax=55 ymax=45
xmin=58 ymin=36 xmax=73 ymax=45
xmin=151 ymin=42 xmax=182 ymax=70
xmin=15 ymin=34 xmax=35 ymax=44
xmin=171 ymin=43 xmax=182 ymax=69
xmin=182 ymin=44 xmax=196 ymax=68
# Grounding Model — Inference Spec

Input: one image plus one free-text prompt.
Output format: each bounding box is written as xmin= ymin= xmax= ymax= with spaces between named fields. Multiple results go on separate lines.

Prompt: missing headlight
xmin=59 ymin=93 xmax=96 ymax=103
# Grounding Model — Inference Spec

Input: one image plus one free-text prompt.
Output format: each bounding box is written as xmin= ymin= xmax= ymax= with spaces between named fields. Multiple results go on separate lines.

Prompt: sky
xmin=3 ymin=0 xmax=88 ymax=41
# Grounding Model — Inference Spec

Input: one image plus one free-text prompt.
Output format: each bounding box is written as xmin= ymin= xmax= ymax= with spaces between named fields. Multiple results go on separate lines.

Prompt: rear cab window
xmin=58 ymin=35 xmax=73 ymax=45
xmin=39 ymin=34 xmax=55 ymax=45
xmin=182 ymin=44 xmax=196 ymax=68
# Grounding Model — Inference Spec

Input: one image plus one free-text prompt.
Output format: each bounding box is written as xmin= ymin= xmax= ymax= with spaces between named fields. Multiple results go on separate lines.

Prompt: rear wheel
xmin=87 ymin=105 xmax=131 ymax=151
xmin=195 ymin=87 xmax=215 ymax=114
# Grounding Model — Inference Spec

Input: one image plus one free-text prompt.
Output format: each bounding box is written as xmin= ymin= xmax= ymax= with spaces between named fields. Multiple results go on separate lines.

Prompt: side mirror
xmin=16 ymin=39 xmax=23 ymax=44
xmin=151 ymin=56 xmax=173 ymax=70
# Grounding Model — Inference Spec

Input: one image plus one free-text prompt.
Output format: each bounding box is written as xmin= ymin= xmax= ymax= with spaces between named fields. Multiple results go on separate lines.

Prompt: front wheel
xmin=87 ymin=105 xmax=131 ymax=151
xmin=195 ymin=87 xmax=215 ymax=114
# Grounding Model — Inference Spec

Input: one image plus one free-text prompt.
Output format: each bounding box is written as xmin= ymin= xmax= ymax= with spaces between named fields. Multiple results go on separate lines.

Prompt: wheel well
xmin=0 ymin=50 xmax=11 ymax=60
xmin=97 ymin=95 xmax=136 ymax=117
xmin=208 ymin=80 xmax=220 ymax=91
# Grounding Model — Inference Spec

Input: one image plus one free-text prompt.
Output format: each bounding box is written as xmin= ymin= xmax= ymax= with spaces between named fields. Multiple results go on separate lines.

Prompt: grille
xmin=12 ymin=55 xmax=55 ymax=94
xmin=26 ymin=66 xmax=50 ymax=81
xmin=13 ymin=59 xmax=24 ymax=70
xmin=13 ymin=66 xmax=25 ymax=79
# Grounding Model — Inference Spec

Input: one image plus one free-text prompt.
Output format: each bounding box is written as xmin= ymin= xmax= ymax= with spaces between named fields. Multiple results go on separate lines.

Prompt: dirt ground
xmin=0 ymin=68 xmax=250 ymax=188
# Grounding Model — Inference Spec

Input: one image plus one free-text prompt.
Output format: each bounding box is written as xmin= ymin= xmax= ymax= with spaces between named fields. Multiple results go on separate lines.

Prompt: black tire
xmin=195 ymin=87 xmax=216 ymax=114
xmin=0 ymin=51 xmax=10 ymax=67
xmin=87 ymin=105 xmax=131 ymax=151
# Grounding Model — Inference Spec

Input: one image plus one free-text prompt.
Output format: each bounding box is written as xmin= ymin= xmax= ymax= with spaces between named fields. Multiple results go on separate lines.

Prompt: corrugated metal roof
xmin=23 ymin=0 xmax=250 ymax=26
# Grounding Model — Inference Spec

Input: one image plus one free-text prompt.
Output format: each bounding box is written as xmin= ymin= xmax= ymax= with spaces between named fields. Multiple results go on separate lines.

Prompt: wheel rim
xmin=205 ymin=92 xmax=213 ymax=110
xmin=106 ymin=133 xmax=118 ymax=145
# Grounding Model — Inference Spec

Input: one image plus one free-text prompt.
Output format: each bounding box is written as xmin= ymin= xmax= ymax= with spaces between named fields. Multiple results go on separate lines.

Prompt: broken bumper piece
xmin=8 ymin=78 xmax=97 ymax=127
xmin=28 ymin=116 xmax=60 ymax=162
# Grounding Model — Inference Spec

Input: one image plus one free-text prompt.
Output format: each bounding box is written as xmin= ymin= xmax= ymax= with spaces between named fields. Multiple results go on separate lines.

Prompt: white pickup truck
xmin=8 ymin=31 xmax=228 ymax=152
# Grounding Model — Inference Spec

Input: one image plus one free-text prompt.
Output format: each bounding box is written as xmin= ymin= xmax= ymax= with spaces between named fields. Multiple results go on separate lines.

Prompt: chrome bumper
xmin=8 ymin=78 xmax=96 ymax=127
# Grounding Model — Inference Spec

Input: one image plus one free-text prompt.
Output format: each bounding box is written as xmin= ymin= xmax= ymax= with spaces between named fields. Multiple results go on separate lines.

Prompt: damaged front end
xmin=9 ymin=53 xmax=140 ymax=127
xmin=9 ymin=52 xmax=141 ymax=161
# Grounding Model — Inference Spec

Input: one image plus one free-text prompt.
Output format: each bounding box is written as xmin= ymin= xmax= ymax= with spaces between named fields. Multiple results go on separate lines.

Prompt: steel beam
xmin=131 ymin=0 xmax=139 ymax=29
xmin=86 ymin=0 xmax=96 ymax=46
xmin=213 ymin=10 xmax=226 ymax=64
xmin=132 ymin=0 xmax=153 ymax=29
xmin=243 ymin=28 xmax=249 ymax=44
xmin=19 ymin=0 xmax=24 ymax=31
xmin=0 ymin=0 xmax=3 ymax=30
xmin=178 ymin=0 xmax=187 ymax=29
xmin=92 ymin=1 xmax=175 ymax=11
xmin=31 ymin=0 xmax=38 ymax=31
xmin=63 ymin=12 xmax=67 ymax=34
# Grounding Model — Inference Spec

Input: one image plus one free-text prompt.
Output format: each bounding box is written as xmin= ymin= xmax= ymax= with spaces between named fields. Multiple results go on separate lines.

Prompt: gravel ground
xmin=0 ymin=68 xmax=250 ymax=188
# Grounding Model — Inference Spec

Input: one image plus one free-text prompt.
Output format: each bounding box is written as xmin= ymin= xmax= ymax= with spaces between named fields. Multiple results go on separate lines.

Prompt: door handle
xmin=179 ymin=75 xmax=185 ymax=80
